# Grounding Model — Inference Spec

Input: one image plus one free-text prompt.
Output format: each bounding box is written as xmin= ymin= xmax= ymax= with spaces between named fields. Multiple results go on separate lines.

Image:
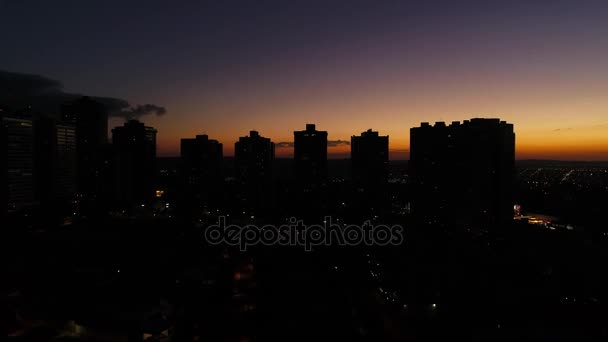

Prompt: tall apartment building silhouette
xmin=235 ymin=130 xmax=274 ymax=183
xmin=180 ymin=134 xmax=223 ymax=207
xmin=351 ymin=129 xmax=389 ymax=185
xmin=1 ymin=113 xmax=35 ymax=212
xmin=61 ymin=97 xmax=108 ymax=198
xmin=294 ymin=124 xmax=327 ymax=183
xmin=34 ymin=116 xmax=76 ymax=207
xmin=112 ymin=120 xmax=157 ymax=205
xmin=410 ymin=118 xmax=515 ymax=229
xmin=235 ymin=130 xmax=275 ymax=210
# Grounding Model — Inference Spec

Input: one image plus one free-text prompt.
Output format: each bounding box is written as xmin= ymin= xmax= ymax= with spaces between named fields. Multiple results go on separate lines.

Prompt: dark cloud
xmin=553 ymin=128 xmax=573 ymax=132
xmin=327 ymin=139 xmax=350 ymax=147
xmin=275 ymin=142 xmax=294 ymax=148
xmin=0 ymin=70 xmax=166 ymax=119
xmin=0 ymin=71 xmax=63 ymax=96
xmin=121 ymin=104 xmax=166 ymax=117
xmin=1 ymin=70 xmax=73 ymax=114
xmin=275 ymin=140 xmax=350 ymax=148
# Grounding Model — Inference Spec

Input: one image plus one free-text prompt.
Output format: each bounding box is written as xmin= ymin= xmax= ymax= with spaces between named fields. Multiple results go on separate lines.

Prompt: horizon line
xmin=156 ymin=155 xmax=608 ymax=163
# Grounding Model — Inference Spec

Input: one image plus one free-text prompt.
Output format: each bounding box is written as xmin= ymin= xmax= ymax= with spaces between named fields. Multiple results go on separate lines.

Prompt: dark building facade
xmin=30 ymin=116 xmax=77 ymax=221
xmin=33 ymin=117 xmax=76 ymax=208
xmin=61 ymin=97 xmax=108 ymax=198
xmin=235 ymin=131 xmax=275 ymax=210
xmin=54 ymin=122 xmax=77 ymax=200
xmin=409 ymin=118 xmax=515 ymax=229
xmin=33 ymin=117 xmax=54 ymax=205
xmin=235 ymin=130 xmax=274 ymax=183
xmin=180 ymin=135 xmax=223 ymax=207
xmin=351 ymin=129 xmax=389 ymax=184
xmin=111 ymin=120 xmax=157 ymax=206
xmin=294 ymin=124 xmax=327 ymax=182
xmin=0 ymin=111 xmax=4 ymax=218
xmin=1 ymin=114 xmax=35 ymax=212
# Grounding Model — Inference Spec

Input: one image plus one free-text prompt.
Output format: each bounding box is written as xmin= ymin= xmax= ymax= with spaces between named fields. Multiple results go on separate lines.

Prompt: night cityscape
xmin=3 ymin=1 xmax=608 ymax=341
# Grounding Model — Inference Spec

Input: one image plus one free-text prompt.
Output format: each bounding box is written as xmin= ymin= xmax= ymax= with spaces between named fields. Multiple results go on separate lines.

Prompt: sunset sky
xmin=1 ymin=0 xmax=608 ymax=160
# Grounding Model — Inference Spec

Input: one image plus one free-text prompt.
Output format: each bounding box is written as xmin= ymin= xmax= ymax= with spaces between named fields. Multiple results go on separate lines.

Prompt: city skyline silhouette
xmin=0 ymin=70 xmax=608 ymax=161
xmin=3 ymin=1 xmax=608 ymax=341
xmin=2 ymin=1 xmax=608 ymax=160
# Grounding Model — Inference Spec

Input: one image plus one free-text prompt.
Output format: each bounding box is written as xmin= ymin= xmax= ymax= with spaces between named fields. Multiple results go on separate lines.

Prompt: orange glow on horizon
xmin=155 ymin=137 xmax=608 ymax=161
xmin=115 ymin=93 xmax=608 ymax=162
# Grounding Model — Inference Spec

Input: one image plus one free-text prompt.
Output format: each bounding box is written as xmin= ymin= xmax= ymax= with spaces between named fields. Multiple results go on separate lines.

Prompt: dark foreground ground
xmin=4 ymin=216 xmax=608 ymax=341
